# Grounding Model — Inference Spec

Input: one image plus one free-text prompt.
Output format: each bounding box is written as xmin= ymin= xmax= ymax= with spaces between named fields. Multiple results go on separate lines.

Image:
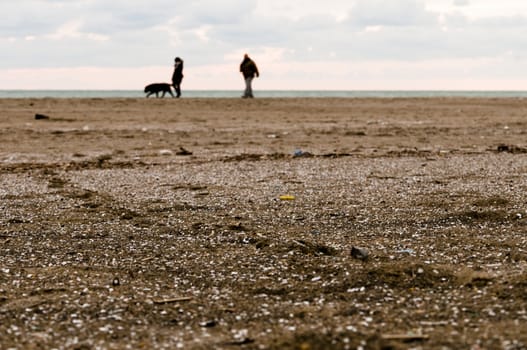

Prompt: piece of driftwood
xmin=35 ymin=113 xmax=50 ymax=120
xmin=419 ymin=321 xmax=449 ymax=326
xmin=153 ymin=297 xmax=192 ymax=304
xmin=381 ymin=333 xmax=429 ymax=341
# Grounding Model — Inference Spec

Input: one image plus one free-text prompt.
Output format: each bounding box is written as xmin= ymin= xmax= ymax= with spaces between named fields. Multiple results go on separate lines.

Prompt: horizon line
xmin=2 ymin=89 xmax=527 ymax=92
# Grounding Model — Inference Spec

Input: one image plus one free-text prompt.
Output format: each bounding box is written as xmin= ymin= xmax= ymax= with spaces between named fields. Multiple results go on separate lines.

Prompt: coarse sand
xmin=1 ymin=97 xmax=527 ymax=349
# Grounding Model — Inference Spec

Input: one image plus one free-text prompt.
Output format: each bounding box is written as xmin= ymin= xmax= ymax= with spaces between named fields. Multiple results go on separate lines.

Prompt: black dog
xmin=144 ymin=83 xmax=174 ymax=98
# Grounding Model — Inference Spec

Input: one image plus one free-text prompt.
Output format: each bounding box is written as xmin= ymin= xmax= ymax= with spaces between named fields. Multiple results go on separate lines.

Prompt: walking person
xmin=240 ymin=54 xmax=259 ymax=98
xmin=172 ymin=57 xmax=184 ymax=98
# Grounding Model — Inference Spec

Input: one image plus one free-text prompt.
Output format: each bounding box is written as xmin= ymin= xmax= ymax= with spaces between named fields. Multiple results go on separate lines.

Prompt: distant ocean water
xmin=1 ymin=90 xmax=527 ymax=98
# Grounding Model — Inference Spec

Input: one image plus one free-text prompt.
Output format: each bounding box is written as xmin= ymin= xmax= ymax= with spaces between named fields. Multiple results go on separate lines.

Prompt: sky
xmin=1 ymin=0 xmax=527 ymax=90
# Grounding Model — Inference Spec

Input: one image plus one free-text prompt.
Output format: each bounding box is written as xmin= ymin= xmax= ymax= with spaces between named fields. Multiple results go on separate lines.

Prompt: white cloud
xmin=2 ymin=0 xmax=527 ymax=89
xmin=255 ymin=0 xmax=351 ymax=20
xmin=348 ymin=0 xmax=436 ymax=27
xmin=46 ymin=21 xmax=109 ymax=41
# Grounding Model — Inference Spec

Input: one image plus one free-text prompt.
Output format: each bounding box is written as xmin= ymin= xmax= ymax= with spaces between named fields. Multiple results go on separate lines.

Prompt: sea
xmin=1 ymin=90 xmax=527 ymax=99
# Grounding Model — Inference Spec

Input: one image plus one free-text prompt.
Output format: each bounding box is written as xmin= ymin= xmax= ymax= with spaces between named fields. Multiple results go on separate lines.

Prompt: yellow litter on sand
xmin=279 ymin=195 xmax=296 ymax=201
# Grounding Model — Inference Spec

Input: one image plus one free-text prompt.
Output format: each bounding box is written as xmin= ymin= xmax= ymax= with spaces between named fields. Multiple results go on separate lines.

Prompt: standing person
xmin=240 ymin=54 xmax=259 ymax=98
xmin=172 ymin=57 xmax=184 ymax=98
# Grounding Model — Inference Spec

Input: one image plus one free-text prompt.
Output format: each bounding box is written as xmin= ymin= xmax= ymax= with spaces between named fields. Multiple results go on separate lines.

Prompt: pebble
xmin=351 ymin=246 xmax=369 ymax=260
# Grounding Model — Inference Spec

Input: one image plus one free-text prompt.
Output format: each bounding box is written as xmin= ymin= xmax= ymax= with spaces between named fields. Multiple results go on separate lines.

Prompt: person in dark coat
xmin=172 ymin=57 xmax=184 ymax=98
xmin=239 ymin=54 xmax=259 ymax=98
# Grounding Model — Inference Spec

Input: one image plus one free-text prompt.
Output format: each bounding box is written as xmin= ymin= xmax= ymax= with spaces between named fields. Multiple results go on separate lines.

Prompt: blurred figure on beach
xmin=172 ymin=57 xmax=184 ymax=98
xmin=240 ymin=54 xmax=259 ymax=98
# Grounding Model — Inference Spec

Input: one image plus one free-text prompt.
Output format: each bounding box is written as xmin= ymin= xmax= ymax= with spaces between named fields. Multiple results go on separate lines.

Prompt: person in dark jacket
xmin=239 ymin=54 xmax=259 ymax=98
xmin=172 ymin=57 xmax=184 ymax=98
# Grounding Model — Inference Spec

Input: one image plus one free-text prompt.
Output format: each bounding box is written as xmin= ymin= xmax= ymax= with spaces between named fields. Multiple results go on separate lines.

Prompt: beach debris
xmin=396 ymin=248 xmax=416 ymax=255
xmin=497 ymin=144 xmax=510 ymax=152
xmin=345 ymin=130 xmax=367 ymax=136
xmin=194 ymin=191 xmax=209 ymax=197
xmin=228 ymin=222 xmax=246 ymax=231
xmin=159 ymin=149 xmax=173 ymax=156
xmin=496 ymin=144 xmax=527 ymax=153
xmin=176 ymin=147 xmax=192 ymax=156
xmin=112 ymin=277 xmax=120 ymax=286
xmin=293 ymin=149 xmax=313 ymax=158
xmin=320 ymin=152 xmax=352 ymax=158
xmin=199 ymin=320 xmax=217 ymax=328
xmin=279 ymin=194 xmax=296 ymax=201
xmin=96 ymin=154 xmax=112 ymax=167
xmin=223 ymin=338 xmax=255 ymax=346
xmin=350 ymin=246 xmax=369 ymax=261
xmin=456 ymin=268 xmax=494 ymax=287
xmin=224 ymin=329 xmax=254 ymax=346
xmin=153 ymin=296 xmax=192 ymax=304
xmin=419 ymin=321 xmax=449 ymax=327
xmin=381 ymin=332 xmax=429 ymax=342
xmin=290 ymin=239 xmax=337 ymax=256
xmin=35 ymin=113 xmax=50 ymax=120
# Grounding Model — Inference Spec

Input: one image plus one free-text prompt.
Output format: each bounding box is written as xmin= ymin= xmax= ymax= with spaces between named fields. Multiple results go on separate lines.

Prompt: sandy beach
xmin=2 ymin=97 xmax=527 ymax=349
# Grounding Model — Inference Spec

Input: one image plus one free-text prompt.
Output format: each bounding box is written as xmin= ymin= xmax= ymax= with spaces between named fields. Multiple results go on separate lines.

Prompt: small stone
xmin=351 ymin=246 xmax=369 ymax=261
xmin=293 ymin=149 xmax=314 ymax=158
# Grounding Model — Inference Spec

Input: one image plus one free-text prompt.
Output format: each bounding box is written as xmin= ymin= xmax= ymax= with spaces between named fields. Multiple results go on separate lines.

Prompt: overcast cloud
xmin=1 ymin=0 xmax=527 ymax=90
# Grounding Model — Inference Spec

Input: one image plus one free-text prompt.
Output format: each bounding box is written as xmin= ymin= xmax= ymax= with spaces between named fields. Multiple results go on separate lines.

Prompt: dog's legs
xmin=146 ymin=92 xmax=152 ymax=98
xmin=161 ymin=91 xmax=166 ymax=98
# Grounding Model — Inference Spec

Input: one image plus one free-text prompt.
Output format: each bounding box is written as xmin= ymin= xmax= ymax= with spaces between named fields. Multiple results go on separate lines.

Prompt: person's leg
xmin=177 ymin=79 xmax=182 ymax=97
xmin=172 ymin=80 xmax=180 ymax=98
xmin=248 ymin=77 xmax=253 ymax=97
xmin=174 ymin=83 xmax=181 ymax=98
xmin=244 ymin=77 xmax=253 ymax=98
xmin=243 ymin=77 xmax=249 ymax=97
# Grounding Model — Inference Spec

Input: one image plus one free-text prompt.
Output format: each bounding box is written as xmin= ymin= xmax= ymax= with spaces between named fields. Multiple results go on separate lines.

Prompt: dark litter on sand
xmin=34 ymin=113 xmax=50 ymax=120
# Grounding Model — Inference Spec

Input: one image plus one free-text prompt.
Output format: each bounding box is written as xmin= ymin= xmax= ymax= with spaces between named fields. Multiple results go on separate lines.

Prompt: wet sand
xmin=1 ymin=97 xmax=527 ymax=349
